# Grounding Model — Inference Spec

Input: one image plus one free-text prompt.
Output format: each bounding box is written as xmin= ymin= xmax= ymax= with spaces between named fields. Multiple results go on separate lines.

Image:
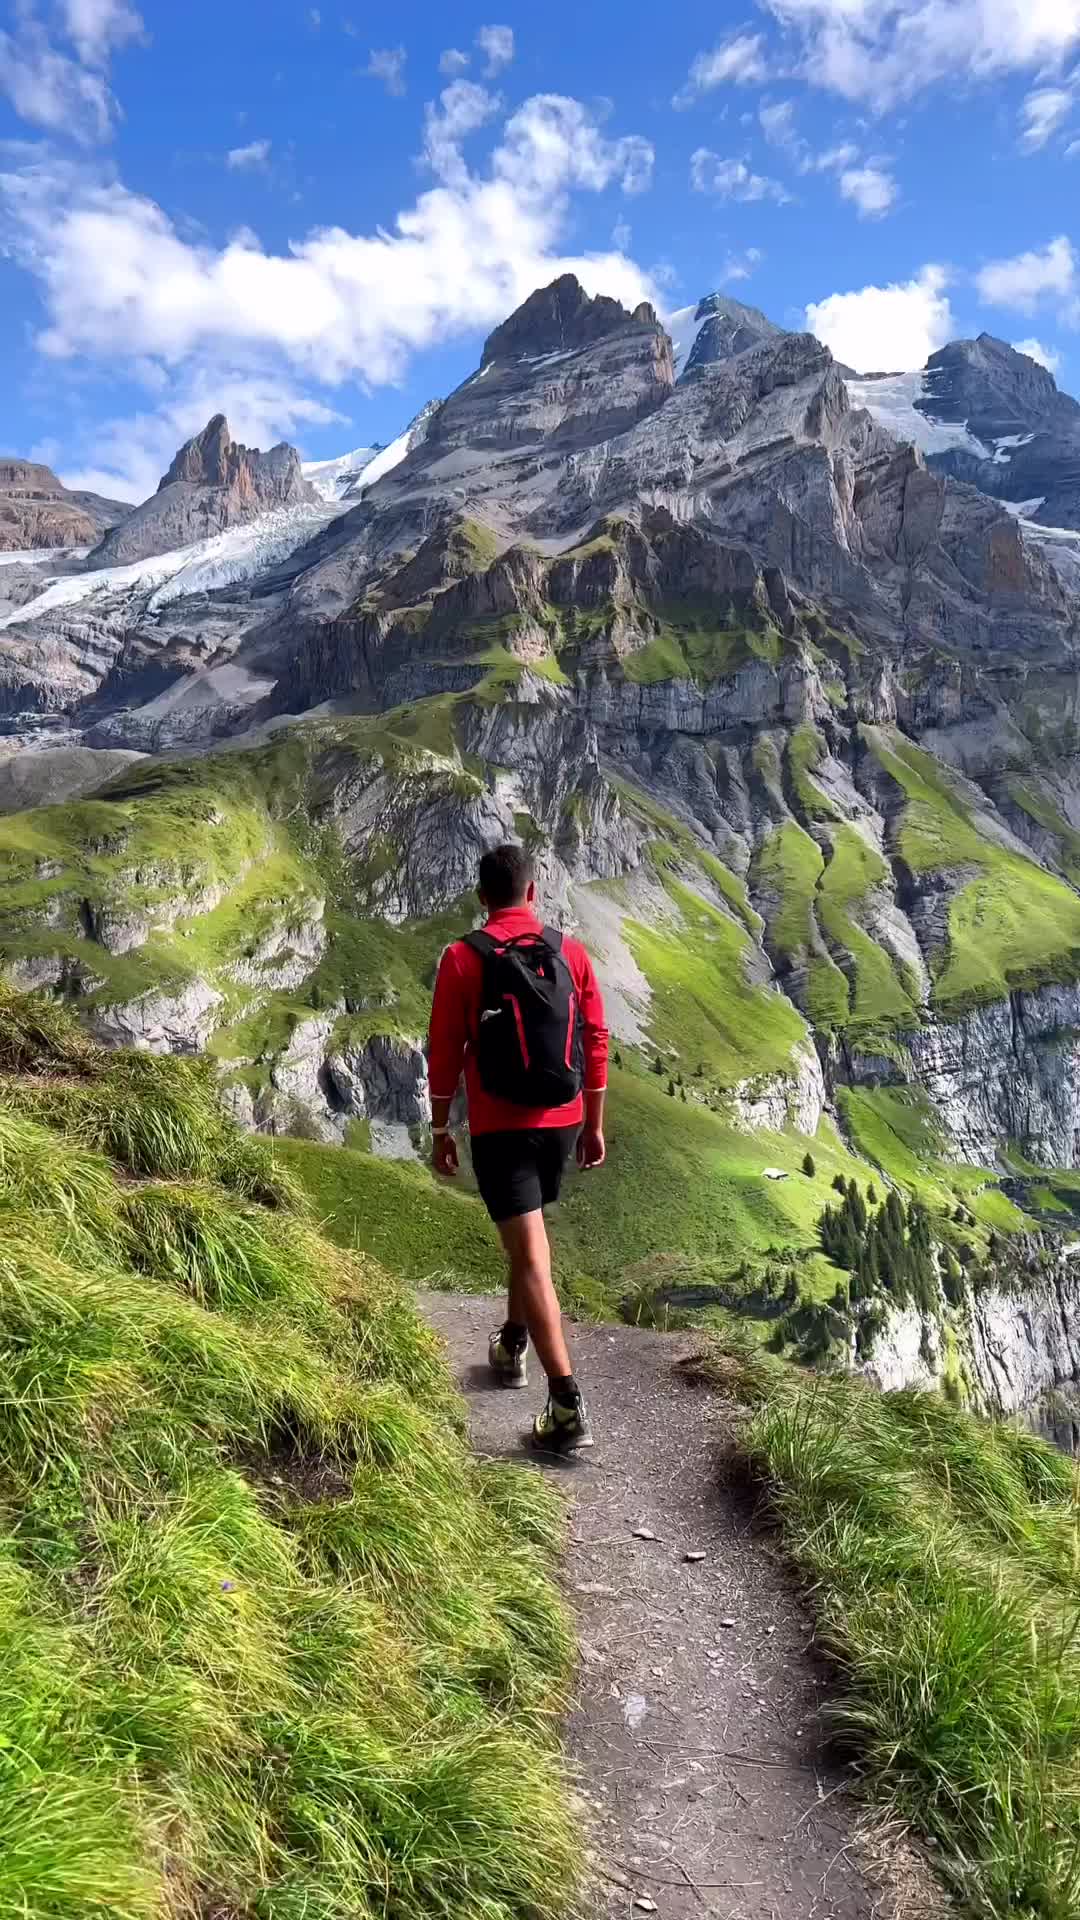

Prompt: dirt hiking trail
xmin=422 ymin=1294 xmax=923 ymax=1920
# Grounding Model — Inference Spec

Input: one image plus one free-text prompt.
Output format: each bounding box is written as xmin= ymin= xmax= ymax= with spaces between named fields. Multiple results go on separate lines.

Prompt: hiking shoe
xmin=531 ymin=1393 xmax=594 ymax=1453
xmin=489 ymin=1329 xmax=528 ymax=1388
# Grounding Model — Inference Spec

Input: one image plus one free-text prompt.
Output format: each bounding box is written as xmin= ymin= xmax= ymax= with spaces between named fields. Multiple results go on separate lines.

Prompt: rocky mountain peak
xmin=481 ymin=273 xmax=660 ymax=365
xmin=157 ymin=414 xmax=309 ymax=499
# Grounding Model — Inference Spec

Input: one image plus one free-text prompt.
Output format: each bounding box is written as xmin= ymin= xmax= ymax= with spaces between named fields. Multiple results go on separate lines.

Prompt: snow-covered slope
xmin=303 ymin=445 xmax=380 ymax=503
xmin=847 ymin=369 xmax=994 ymax=459
xmin=0 ymin=502 xmax=338 ymax=632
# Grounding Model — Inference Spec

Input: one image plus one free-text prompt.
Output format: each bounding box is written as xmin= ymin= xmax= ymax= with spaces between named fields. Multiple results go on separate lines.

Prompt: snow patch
xmin=847 ymin=368 xmax=993 ymax=460
xmin=0 ymin=546 xmax=89 ymax=568
xmin=666 ymin=302 xmax=700 ymax=379
xmin=303 ymin=444 xmax=379 ymax=502
xmin=1002 ymin=497 xmax=1047 ymax=518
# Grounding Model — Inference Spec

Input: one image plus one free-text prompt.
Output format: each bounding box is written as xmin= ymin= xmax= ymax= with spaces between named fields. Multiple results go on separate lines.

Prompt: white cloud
xmin=759 ymin=99 xmax=799 ymax=146
xmin=226 ymin=138 xmax=272 ymax=171
xmin=720 ymin=246 xmax=764 ymax=282
xmin=422 ymin=82 xmax=501 ymax=187
xmin=1019 ymin=85 xmax=1074 ymax=150
xmin=1012 ymin=335 xmax=1062 ymax=372
xmin=308 ymin=7 xmax=321 ymax=25
xmin=690 ymin=148 xmax=791 ymax=201
xmin=476 ymin=24 xmax=514 ymax=74
xmin=806 ymin=264 xmax=954 ymax=372
xmin=61 ymin=0 xmax=143 ymax=65
xmin=674 ymin=32 xmax=769 ymax=106
xmin=808 ymin=140 xmax=859 ymax=172
xmin=975 ymin=235 xmax=1075 ymax=311
xmin=0 ymin=95 xmax=656 ymax=396
xmin=1068 ymin=137 xmax=1080 ymax=157
xmin=0 ymin=0 xmax=143 ymax=142
xmin=611 ymin=215 xmax=632 ymax=251
xmin=839 ymin=161 xmax=898 ymax=216
xmin=364 ymin=46 xmax=407 ymax=96
xmin=761 ymin=0 xmax=1080 ymax=110
xmin=439 ymin=47 xmax=470 ymax=76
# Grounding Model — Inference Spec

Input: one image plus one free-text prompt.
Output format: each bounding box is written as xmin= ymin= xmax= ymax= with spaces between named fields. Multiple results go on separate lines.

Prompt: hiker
xmin=428 ymin=842 xmax=609 ymax=1452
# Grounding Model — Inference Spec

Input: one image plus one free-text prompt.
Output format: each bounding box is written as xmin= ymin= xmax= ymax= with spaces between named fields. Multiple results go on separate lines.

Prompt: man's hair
xmin=478 ymin=842 xmax=535 ymax=908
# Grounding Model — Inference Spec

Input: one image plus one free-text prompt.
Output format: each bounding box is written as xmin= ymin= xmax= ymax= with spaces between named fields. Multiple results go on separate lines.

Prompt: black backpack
xmin=465 ymin=927 xmax=584 ymax=1108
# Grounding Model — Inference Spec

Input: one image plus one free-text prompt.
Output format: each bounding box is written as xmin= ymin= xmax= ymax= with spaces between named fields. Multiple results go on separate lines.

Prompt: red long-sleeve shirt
xmin=428 ymin=906 xmax=609 ymax=1135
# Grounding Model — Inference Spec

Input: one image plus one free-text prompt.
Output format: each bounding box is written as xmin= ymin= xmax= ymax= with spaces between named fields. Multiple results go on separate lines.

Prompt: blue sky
xmin=2 ymin=0 xmax=1079 ymax=501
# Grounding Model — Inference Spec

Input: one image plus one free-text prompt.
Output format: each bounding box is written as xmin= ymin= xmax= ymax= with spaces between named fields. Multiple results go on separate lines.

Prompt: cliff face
xmin=0 ymin=457 xmax=131 ymax=551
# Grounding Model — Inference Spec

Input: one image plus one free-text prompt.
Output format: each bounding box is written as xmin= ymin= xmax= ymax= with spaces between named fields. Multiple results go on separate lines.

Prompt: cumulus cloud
xmin=476 ymin=24 xmax=514 ymax=74
xmin=759 ymin=99 xmax=799 ymax=146
xmin=439 ymin=47 xmax=470 ymax=76
xmin=0 ymin=95 xmax=656 ymax=394
xmin=364 ymin=46 xmax=407 ymax=96
xmin=761 ymin=0 xmax=1080 ymax=110
xmin=975 ymin=235 xmax=1075 ymax=311
xmin=806 ymin=264 xmax=954 ymax=372
xmin=226 ymin=138 xmax=272 ymax=171
xmin=1019 ymin=85 xmax=1074 ymax=150
xmin=0 ymin=0 xmax=143 ymax=142
xmin=1013 ymin=336 xmax=1062 ymax=372
xmin=674 ymin=32 xmax=769 ymax=106
xmin=690 ymin=148 xmax=791 ymax=202
xmin=838 ymin=162 xmax=898 ymax=217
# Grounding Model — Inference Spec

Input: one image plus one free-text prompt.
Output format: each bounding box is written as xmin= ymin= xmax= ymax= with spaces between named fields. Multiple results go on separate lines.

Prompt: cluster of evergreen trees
xmin=819 ymin=1177 xmax=942 ymax=1314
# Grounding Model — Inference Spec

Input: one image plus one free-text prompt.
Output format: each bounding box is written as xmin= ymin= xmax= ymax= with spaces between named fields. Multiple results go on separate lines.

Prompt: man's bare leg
xmin=497 ymin=1209 xmax=572 ymax=1380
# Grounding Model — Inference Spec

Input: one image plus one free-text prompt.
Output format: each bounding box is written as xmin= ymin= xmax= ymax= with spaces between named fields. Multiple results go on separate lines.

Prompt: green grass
xmin=839 ymin=1086 xmax=1027 ymax=1230
xmin=0 ymin=986 xmax=578 ymax=1919
xmin=867 ymin=728 xmax=1080 ymax=1012
xmin=625 ymin=876 xmax=807 ymax=1087
xmin=816 ymin=826 xmax=920 ymax=1031
xmin=751 ymin=823 xmax=850 ymax=1027
xmin=696 ymin=1340 xmax=1080 ymax=1919
xmin=618 ymin=599 xmax=784 ymax=686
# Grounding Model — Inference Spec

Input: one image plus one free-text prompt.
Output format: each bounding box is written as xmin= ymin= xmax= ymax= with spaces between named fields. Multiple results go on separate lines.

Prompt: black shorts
xmin=470 ymin=1126 xmax=578 ymax=1224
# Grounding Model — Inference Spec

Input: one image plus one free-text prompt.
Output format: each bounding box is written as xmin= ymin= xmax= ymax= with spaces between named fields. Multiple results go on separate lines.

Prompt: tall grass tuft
xmin=0 ymin=988 xmax=579 ymax=1919
xmin=693 ymin=1341 xmax=1080 ymax=1919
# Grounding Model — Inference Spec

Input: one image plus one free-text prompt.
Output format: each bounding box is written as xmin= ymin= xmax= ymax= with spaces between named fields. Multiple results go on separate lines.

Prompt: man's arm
xmin=576 ymin=948 xmax=609 ymax=1169
xmin=427 ymin=944 xmax=469 ymax=1176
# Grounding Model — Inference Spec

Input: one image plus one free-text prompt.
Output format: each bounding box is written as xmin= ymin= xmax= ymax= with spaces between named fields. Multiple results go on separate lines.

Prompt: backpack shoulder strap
xmin=540 ymin=926 xmax=564 ymax=953
xmin=463 ymin=930 xmax=501 ymax=958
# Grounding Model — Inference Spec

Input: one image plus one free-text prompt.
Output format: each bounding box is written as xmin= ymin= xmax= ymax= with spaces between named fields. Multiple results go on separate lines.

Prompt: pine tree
xmin=802 ymin=1151 xmax=817 ymax=1177
xmin=867 ymin=1183 xmax=878 ymax=1206
xmin=694 ymin=1061 xmax=705 ymax=1077
xmin=680 ymin=1086 xmax=687 ymax=1103
xmin=651 ymin=1055 xmax=664 ymax=1076
xmin=667 ymin=1079 xmax=676 ymax=1097
xmin=613 ymin=1048 xmax=623 ymax=1069
xmin=832 ymin=1174 xmax=847 ymax=1195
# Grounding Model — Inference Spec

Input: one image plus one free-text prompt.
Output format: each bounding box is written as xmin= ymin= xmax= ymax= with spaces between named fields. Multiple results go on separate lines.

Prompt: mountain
xmin=667 ymin=291 xmax=786 ymax=379
xmin=5 ymin=275 xmax=1080 ymax=1406
xmin=90 ymin=413 xmax=320 ymax=567
xmin=849 ymin=335 xmax=1080 ymax=532
xmin=0 ymin=457 xmax=132 ymax=552
xmin=303 ymin=442 xmax=380 ymax=503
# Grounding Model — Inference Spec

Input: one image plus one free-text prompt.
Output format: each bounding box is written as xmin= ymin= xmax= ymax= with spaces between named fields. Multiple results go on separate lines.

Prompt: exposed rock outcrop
xmin=90 ymin=416 xmax=318 ymax=566
xmin=0 ymin=458 xmax=131 ymax=551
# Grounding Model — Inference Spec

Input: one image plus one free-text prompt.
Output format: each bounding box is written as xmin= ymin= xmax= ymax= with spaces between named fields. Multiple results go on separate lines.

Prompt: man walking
xmin=428 ymin=843 xmax=608 ymax=1452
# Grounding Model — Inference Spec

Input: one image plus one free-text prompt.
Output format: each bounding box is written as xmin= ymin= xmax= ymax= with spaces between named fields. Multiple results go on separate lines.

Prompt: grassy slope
xmin=283 ymin=1070 xmax=875 ymax=1311
xmin=696 ymin=1339 xmax=1080 ymax=1920
xmin=0 ymin=988 xmax=577 ymax=1920
xmin=867 ymin=728 xmax=1080 ymax=1013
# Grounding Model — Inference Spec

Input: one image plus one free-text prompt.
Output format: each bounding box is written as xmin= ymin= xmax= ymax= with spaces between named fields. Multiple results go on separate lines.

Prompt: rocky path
xmin=422 ymin=1295 xmax=914 ymax=1920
